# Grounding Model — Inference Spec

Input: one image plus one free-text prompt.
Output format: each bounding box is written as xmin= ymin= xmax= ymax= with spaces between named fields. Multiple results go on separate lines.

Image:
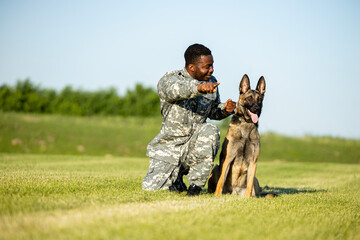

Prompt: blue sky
xmin=1 ymin=0 xmax=359 ymax=138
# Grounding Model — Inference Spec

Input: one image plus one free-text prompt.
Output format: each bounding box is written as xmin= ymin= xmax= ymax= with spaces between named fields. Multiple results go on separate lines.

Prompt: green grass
xmin=1 ymin=112 xmax=359 ymax=163
xmin=0 ymin=154 xmax=359 ymax=240
xmin=1 ymin=112 xmax=360 ymax=239
xmin=0 ymin=112 xmax=159 ymax=157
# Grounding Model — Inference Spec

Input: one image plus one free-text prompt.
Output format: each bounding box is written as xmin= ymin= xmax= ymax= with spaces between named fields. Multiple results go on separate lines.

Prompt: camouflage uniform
xmin=142 ymin=68 xmax=230 ymax=190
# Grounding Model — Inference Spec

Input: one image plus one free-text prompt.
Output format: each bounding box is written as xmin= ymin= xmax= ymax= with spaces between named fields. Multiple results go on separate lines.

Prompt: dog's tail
xmin=260 ymin=192 xmax=277 ymax=198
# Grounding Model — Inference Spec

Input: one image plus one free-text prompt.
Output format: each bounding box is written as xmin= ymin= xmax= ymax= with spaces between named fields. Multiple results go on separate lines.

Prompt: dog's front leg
xmin=214 ymin=155 xmax=232 ymax=196
xmin=245 ymin=140 xmax=260 ymax=198
xmin=245 ymin=162 xmax=257 ymax=197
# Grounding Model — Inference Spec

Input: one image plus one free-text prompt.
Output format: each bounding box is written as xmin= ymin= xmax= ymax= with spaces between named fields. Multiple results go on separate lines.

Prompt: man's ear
xmin=239 ymin=74 xmax=250 ymax=94
xmin=256 ymin=76 xmax=266 ymax=95
xmin=187 ymin=64 xmax=196 ymax=74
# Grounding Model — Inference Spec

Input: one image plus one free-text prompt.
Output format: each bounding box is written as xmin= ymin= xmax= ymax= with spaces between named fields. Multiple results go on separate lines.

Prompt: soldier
xmin=142 ymin=43 xmax=236 ymax=196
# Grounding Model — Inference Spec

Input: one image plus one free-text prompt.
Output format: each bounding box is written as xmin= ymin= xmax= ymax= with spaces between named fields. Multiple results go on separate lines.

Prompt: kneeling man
xmin=142 ymin=43 xmax=236 ymax=196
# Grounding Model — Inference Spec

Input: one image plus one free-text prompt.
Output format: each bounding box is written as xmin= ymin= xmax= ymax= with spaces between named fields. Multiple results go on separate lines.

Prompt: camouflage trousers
xmin=142 ymin=123 xmax=220 ymax=190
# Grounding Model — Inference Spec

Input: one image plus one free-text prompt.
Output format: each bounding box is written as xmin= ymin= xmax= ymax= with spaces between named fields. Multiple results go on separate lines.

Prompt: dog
xmin=208 ymin=74 xmax=266 ymax=197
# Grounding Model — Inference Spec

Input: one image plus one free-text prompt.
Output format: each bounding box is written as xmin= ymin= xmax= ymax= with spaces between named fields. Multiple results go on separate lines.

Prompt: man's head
xmin=185 ymin=43 xmax=214 ymax=81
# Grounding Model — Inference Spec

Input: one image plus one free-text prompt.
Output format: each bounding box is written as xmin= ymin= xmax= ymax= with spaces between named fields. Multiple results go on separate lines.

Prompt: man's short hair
xmin=184 ymin=43 xmax=212 ymax=66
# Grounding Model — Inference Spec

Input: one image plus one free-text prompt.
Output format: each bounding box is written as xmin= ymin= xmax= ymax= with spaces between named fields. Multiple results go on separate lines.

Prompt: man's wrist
xmin=223 ymin=109 xmax=233 ymax=116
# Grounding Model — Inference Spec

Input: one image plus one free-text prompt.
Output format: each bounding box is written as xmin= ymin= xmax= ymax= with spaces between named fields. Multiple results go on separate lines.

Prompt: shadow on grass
xmin=261 ymin=186 xmax=327 ymax=196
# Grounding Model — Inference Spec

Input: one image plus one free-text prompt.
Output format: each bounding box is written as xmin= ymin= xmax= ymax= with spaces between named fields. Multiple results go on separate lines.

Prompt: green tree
xmin=0 ymin=80 xmax=160 ymax=117
xmin=123 ymin=83 xmax=160 ymax=116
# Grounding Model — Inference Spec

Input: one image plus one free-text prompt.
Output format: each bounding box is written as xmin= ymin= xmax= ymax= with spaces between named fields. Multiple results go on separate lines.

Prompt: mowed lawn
xmin=0 ymin=154 xmax=359 ymax=240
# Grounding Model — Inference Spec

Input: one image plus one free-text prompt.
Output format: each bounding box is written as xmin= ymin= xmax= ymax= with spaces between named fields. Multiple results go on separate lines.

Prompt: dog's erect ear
xmin=239 ymin=74 xmax=250 ymax=94
xmin=256 ymin=76 xmax=266 ymax=95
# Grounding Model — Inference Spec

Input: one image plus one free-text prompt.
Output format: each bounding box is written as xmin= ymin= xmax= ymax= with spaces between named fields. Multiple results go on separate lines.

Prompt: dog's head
xmin=235 ymin=74 xmax=266 ymax=125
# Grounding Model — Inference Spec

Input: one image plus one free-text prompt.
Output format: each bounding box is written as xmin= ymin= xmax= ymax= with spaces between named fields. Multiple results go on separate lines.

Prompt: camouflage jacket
xmin=146 ymin=68 xmax=230 ymax=165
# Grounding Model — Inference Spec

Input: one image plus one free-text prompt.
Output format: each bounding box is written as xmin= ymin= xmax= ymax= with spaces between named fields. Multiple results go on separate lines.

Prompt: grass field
xmin=0 ymin=112 xmax=360 ymax=239
xmin=1 ymin=112 xmax=359 ymax=163
xmin=0 ymin=154 xmax=359 ymax=240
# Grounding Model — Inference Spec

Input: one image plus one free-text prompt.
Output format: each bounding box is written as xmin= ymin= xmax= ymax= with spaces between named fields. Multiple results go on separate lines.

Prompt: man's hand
xmin=224 ymin=99 xmax=236 ymax=113
xmin=197 ymin=82 xmax=220 ymax=93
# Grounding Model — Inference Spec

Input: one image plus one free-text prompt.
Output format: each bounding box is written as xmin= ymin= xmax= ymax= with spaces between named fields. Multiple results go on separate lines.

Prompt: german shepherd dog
xmin=208 ymin=74 xmax=266 ymax=197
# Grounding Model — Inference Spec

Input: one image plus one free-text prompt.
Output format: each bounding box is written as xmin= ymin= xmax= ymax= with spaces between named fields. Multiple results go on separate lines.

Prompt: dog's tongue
xmin=247 ymin=110 xmax=259 ymax=123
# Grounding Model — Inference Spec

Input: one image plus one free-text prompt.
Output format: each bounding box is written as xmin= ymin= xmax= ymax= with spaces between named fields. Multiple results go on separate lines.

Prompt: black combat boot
xmin=186 ymin=184 xmax=202 ymax=196
xmin=169 ymin=173 xmax=187 ymax=193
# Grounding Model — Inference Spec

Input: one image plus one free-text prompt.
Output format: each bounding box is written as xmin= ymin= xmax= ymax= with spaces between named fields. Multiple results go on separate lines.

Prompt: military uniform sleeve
xmin=208 ymin=84 xmax=232 ymax=120
xmin=158 ymin=72 xmax=202 ymax=103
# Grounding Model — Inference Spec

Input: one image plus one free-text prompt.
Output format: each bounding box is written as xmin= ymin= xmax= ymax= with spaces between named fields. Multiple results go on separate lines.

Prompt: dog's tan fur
xmin=208 ymin=74 xmax=266 ymax=197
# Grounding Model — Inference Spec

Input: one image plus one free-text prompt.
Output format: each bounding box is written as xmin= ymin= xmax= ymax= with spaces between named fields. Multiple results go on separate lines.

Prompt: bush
xmin=0 ymin=79 xmax=160 ymax=117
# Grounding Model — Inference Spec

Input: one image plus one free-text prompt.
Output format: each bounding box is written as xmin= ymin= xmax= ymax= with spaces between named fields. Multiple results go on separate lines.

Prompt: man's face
xmin=191 ymin=55 xmax=214 ymax=81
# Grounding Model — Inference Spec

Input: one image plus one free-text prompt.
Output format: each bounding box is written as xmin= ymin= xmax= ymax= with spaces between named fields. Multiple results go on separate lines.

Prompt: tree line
xmin=0 ymin=79 xmax=160 ymax=116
